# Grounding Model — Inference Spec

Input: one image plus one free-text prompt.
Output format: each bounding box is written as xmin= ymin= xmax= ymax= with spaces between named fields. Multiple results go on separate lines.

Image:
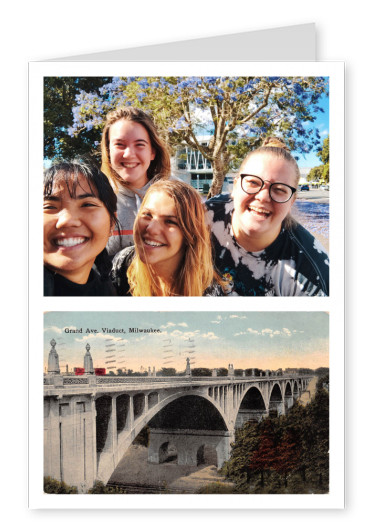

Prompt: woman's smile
xmin=135 ymin=191 xmax=185 ymax=277
xmin=232 ymin=154 xmax=296 ymax=251
xmin=109 ymin=120 xmax=155 ymax=189
xmin=142 ymin=238 xmax=166 ymax=248
xmin=43 ymin=175 xmax=112 ymax=284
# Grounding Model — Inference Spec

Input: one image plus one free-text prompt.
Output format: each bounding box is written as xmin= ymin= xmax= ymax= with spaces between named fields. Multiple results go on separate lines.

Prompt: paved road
xmin=297 ymin=189 xmax=329 ymax=204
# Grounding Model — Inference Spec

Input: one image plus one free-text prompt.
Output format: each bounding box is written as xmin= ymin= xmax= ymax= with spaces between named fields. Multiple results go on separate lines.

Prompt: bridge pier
xmin=235 ymin=408 xmax=267 ymax=428
xmin=44 ymin=395 xmax=96 ymax=493
xmin=147 ymin=428 xmax=234 ymax=469
xmin=269 ymin=399 xmax=285 ymax=416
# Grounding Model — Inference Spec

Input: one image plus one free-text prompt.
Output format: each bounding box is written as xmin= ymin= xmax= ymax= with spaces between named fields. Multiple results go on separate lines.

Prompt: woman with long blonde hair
xmin=111 ymin=180 xmax=225 ymax=296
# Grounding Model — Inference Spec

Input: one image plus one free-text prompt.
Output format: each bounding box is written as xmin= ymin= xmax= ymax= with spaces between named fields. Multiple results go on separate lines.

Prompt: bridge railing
xmin=44 ymin=373 xmax=312 ymax=390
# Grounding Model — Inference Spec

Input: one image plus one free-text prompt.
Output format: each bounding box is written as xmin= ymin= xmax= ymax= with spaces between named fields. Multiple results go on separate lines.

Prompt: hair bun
xmin=262 ymin=137 xmax=290 ymax=151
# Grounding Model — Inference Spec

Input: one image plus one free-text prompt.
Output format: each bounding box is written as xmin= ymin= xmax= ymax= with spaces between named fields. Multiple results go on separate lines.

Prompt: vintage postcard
xmin=42 ymin=312 xmax=333 ymax=502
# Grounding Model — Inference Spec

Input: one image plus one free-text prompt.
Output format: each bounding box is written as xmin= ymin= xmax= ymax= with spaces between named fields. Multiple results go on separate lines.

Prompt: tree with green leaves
xmin=221 ymin=421 xmax=260 ymax=492
xmin=44 ymin=476 xmax=78 ymax=494
xmin=46 ymin=76 xmax=328 ymax=197
xmin=44 ymin=77 xmax=111 ymax=161
xmin=307 ymin=135 xmax=329 ymax=183
xmin=157 ymin=367 xmax=177 ymax=377
xmin=221 ymin=380 xmax=329 ymax=493
xmin=191 ymin=367 xmax=211 ymax=377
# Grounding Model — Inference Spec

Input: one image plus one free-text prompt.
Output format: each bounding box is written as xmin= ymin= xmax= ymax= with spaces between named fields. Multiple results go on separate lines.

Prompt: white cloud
xmin=161 ymin=321 xmax=188 ymax=329
xmin=75 ymin=334 xmax=98 ymax=342
xmin=160 ymin=322 xmax=177 ymax=329
xmin=247 ymin=328 xmax=260 ymax=335
xmin=170 ymin=329 xmax=184 ymax=337
xmin=201 ymin=332 xmax=219 ymax=340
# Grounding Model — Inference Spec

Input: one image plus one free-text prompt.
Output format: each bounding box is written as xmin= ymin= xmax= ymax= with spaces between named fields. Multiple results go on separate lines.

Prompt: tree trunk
xmin=207 ymin=150 xmax=230 ymax=199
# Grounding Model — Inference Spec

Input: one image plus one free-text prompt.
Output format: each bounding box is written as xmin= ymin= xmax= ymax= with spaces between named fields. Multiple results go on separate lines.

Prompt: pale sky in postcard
xmin=44 ymin=312 xmax=329 ymax=373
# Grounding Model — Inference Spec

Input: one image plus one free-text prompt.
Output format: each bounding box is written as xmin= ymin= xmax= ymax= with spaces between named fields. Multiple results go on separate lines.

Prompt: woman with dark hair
xmin=111 ymin=180 xmax=226 ymax=296
xmin=206 ymin=137 xmax=329 ymax=296
xmin=43 ymin=158 xmax=119 ymax=296
xmin=101 ymin=106 xmax=171 ymax=257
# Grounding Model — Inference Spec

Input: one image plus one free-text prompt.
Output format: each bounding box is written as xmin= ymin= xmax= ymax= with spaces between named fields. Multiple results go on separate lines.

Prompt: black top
xmin=111 ymin=246 xmax=134 ymax=296
xmin=44 ymin=266 xmax=117 ymax=296
xmin=205 ymin=194 xmax=329 ymax=296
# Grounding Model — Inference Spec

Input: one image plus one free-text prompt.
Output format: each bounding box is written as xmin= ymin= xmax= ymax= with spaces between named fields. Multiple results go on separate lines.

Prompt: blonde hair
xmin=127 ymin=180 xmax=222 ymax=296
xmin=239 ymin=136 xmax=300 ymax=189
xmin=236 ymin=136 xmax=299 ymax=229
xmin=100 ymin=107 xmax=171 ymax=192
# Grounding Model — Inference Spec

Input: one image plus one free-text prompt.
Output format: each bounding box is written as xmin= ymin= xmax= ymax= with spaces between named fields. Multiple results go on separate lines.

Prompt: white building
xmin=171 ymin=136 xmax=235 ymax=194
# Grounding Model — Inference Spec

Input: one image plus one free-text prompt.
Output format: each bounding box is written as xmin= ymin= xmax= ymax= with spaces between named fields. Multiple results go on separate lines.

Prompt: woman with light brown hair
xmin=111 ymin=180 xmax=226 ymax=296
xmin=101 ymin=106 xmax=171 ymax=257
xmin=206 ymin=137 xmax=329 ymax=296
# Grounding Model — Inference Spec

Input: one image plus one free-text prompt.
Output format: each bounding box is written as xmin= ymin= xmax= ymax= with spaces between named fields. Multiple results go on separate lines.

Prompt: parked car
xmin=300 ymin=184 xmax=310 ymax=191
xmin=320 ymin=184 xmax=329 ymax=191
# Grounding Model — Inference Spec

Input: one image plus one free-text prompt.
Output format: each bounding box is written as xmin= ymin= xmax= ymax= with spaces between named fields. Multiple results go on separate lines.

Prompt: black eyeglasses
xmin=240 ymin=174 xmax=296 ymax=203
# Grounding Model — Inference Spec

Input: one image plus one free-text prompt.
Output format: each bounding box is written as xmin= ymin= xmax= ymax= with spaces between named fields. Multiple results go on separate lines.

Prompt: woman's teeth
xmin=249 ymin=206 xmax=271 ymax=217
xmin=55 ymin=237 xmax=86 ymax=247
xmin=144 ymin=239 xmax=164 ymax=247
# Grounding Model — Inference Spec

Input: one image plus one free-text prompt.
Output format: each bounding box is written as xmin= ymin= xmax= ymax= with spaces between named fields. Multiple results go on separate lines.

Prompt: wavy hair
xmin=127 ymin=180 xmax=222 ymax=296
xmin=100 ymin=106 xmax=171 ymax=192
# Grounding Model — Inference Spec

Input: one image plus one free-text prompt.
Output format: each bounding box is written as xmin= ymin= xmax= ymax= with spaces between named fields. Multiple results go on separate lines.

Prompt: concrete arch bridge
xmin=44 ymin=373 xmax=311 ymax=492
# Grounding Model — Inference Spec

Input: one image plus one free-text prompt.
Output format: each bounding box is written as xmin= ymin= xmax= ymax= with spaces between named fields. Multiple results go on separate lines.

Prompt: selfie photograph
xmin=43 ymin=74 xmax=330 ymax=297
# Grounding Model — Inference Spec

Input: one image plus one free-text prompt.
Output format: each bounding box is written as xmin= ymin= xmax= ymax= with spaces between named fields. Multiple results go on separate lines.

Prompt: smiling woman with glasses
xmin=206 ymin=137 xmax=329 ymax=296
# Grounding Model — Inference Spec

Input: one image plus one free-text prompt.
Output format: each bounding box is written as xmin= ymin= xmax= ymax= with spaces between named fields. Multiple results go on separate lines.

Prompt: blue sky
xmin=44 ymin=312 xmax=329 ymax=373
xmin=294 ymin=92 xmax=329 ymax=169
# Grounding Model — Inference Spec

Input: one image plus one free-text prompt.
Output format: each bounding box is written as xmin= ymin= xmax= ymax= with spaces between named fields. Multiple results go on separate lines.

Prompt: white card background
xmin=4 ymin=0 xmax=373 ymax=525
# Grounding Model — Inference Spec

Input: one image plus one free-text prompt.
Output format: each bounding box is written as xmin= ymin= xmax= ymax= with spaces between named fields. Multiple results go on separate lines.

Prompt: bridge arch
xmin=158 ymin=441 xmax=178 ymax=464
xmin=234 ymin=385 xmax=267 ymax=428
xmin=95 ymin=395 xmax=112 ymax=454
xmin=293 ymin=380 xmax=299 ymax=400
xmin=269 ymin=383 xmax=284 ymax=417
xmin=148 ymin=394 xmax=228 ymax=431
xmin=146 ymin=394 xmax=230 ymax=469
xmin=284 ymin=382 xmax=295 ymax=411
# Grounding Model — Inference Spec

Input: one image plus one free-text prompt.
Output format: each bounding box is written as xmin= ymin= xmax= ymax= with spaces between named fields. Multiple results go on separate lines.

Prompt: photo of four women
xmin=43 ymin=107 xmax=329 ymax=297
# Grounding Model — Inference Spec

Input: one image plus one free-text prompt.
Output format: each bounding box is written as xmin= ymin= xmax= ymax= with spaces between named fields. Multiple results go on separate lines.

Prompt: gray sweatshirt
xmin=106 ymin=180 xmax=154 ymax=258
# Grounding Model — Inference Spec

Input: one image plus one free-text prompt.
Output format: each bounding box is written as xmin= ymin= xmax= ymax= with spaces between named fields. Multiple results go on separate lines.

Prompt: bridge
xmin=44 ymin=341 xmax=313 ymax=492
